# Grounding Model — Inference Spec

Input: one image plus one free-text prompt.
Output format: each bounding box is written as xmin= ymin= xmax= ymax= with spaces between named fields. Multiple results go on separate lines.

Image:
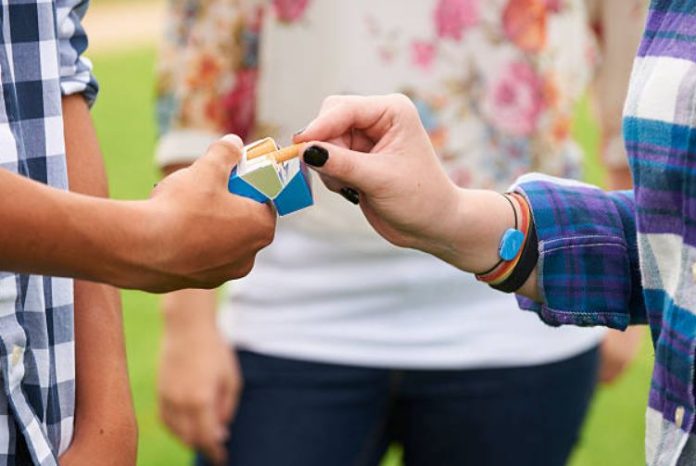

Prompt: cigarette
xmin=246 ymin=138 xmax=278 ymax=160
xmin=268 ymin=144 xmax=303 ymax=163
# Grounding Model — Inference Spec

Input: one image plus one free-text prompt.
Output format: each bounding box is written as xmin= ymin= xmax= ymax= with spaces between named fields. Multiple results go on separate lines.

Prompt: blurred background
xmin=85 ymin=0 xmax=652 ymax=464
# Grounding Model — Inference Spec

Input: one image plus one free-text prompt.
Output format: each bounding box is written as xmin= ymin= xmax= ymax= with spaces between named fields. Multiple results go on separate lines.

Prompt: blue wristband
xmin=499 ymin=228 xmax=524 ymax=261
xmin=477 ymin=194 xmax=524 ymax=276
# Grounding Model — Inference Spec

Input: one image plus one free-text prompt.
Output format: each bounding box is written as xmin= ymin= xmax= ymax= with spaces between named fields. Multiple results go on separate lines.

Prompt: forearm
xmin=426 ymin=188 xmax=539 ymax=299
xmin=423 ymin=175 xmax=643 ymax=328
xmin=592 ymin=0 xmax=646 ymax=190
xmin=162 ymin=288 xmax=219 ymax=335
xmin=62 ymin=95 xmax=136 ymax=459
xmin=0 ymin=170 xmax=156 ymax=285
xmin=70 ymin=283 xmax=137 ymax=460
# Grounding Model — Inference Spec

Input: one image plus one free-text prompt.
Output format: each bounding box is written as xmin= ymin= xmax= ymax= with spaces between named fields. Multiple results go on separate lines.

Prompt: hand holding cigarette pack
xmin=229 ymin=137 xmax=314 ymax=216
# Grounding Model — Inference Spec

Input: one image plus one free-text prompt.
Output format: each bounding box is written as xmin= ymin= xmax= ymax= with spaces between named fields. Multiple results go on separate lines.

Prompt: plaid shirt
xmin=513 ymin=1 xmax=696 ymax=463
xmin=0 ymin=0 xmax=97 ymax=464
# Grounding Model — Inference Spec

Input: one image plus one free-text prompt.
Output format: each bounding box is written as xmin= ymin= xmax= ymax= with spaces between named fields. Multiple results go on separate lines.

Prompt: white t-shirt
xmin=215 ymin=0 xmax=604 ymax=368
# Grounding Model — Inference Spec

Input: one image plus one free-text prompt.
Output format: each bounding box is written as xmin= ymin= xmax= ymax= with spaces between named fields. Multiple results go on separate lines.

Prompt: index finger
xmin=295 ymin=95 xmax=397 ymax=145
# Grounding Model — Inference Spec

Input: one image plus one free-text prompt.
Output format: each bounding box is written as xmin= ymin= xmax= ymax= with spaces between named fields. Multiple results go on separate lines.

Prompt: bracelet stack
xmin=475 ymin=193 xmax=539 ymax=293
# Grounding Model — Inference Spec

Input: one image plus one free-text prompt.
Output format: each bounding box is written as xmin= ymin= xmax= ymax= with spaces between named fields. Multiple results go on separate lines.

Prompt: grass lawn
xmin=91 ymin=47 xmax=653 ymax=466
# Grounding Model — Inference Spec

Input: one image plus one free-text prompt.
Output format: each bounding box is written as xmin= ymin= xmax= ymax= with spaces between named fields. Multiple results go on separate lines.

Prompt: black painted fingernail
xmin=340 ymin=187 xmax=360 ymax=205
xmin=303 ymin=145 xmax=328 ymax=167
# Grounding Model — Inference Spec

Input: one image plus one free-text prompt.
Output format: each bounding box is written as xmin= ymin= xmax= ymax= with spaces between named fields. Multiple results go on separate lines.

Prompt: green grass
xmin=91 ymin=48 xmax=192 ymax=466
xmin=91 ymin=47 xmax=653 ymax=466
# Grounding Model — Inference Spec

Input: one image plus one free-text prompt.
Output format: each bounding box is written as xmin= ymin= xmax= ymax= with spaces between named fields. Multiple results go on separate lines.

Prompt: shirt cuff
xmin=510 ymin=173 xmax=644 ymax=329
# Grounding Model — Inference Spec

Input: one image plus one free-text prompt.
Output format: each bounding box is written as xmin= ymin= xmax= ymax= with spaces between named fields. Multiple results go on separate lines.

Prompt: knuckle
xmin=258 ymin=223 xmax=276 ymax=247
xmin=179 ymin=431 xmax=195 ymax=447
xmin=192 ymin=279 xmax=220 ymax=291
xmin=337 ymin=155 xmax=355 ymax=180
xmin=321 ymin=95 xmax=342 ymax=110
xmin=208 ymin=140 xmax=240 ymax=162
xmin=182 ymin=393 xmax=209 ymax=410
xmin=390 ymin=93 xmax=416 ymax=110
xmin=237 ymin=258 xmax=256 ymax=278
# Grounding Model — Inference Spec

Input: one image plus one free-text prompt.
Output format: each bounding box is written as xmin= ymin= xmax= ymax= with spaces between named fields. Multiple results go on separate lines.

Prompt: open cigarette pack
xmin=228 ymin=137 xmax=314 ymax=216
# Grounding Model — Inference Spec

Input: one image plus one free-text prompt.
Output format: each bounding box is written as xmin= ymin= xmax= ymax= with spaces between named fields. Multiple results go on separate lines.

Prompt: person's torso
xmin=622 ymin=1 xmax=696 ymax=464
xmin=216 ymin=0 xmax=605 ymax=369
xmin=0 ymin=1 xmax=75 ymax=463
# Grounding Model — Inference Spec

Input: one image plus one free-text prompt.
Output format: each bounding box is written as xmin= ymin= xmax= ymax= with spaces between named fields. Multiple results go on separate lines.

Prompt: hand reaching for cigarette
xmin=294 ymin=94 xmax=539 ymax=299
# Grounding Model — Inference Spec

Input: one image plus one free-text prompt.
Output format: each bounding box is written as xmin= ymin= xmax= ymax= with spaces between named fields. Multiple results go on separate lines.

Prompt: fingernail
xmin=340 ymin=187 xmax=360 ymax=205
xmin=303 ymin=145 xmax=328 ymax=167
xmin=292 ymin=126 xmax=306 ymax=137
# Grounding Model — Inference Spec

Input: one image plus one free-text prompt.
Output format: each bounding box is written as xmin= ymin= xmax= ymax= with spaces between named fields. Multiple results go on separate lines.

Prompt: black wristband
xmin=491 ymin=220 xmax=539 ymax=294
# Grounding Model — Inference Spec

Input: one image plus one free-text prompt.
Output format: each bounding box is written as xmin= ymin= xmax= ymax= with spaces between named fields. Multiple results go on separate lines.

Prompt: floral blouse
xmin=156 ymin=0 xmax=644 ymax=193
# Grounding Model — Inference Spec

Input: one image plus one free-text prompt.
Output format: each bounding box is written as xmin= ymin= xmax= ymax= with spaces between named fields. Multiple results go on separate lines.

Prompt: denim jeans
xmin=197 ymin=347 xmax=599 ymax=466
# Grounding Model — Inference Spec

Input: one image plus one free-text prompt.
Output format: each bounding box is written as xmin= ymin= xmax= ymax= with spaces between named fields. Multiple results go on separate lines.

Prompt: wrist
xmin=100 ymin=199 xmax=176 ymax=290
xmin=68 ymin=412 xmax=138 ymax=463
xmin=162 ymin=289 xmax=219 ymax=335
xmin=425 ymin=189 xmax=514 ymax=273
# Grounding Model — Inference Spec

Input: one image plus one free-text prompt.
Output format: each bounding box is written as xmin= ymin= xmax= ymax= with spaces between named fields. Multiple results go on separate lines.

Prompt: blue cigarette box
xmin=229 ymin=138 xmax=314 ymax=216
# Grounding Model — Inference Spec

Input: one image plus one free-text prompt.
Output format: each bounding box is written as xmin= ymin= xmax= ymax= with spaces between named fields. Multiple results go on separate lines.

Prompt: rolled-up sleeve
xmin=55 ymin=0 xmax=99 ymax=105
xmin=512 ymin=173 xmax=645 ymax=329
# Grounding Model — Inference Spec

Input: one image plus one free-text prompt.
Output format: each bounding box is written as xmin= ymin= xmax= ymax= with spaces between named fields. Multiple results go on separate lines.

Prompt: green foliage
xmin=91 ymin=48 xmax=652 ymax=466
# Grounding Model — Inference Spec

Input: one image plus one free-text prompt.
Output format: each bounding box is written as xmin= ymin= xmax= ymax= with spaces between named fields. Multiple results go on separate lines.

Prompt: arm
xmin=589 ymin=0 xmax=646 ymax=190
xmin=158 ymin=289 xmax=240 ymax=465
xmin=58 ymin=96 xmax=137 ymax=464
xmin=0 ymin=0 xmax=274 ymax=292
xmin=294 ymin=94 xmax=645 ymax=329
xmin=0 ymin=138 xmax=274 ymax=293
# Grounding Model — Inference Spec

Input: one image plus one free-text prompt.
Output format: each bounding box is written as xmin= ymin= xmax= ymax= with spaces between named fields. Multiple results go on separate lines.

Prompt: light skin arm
xmin=158 ymin=288 xmax=239 ymax=466
xmin=296 ymin=95 xmax=542 ymax=299
xmin=58 ymin=95 xmax=137 ymax=464
xmin=589 ymin=0 xmax=646 ymax=190
xmin=301 ymin=94 xmax=642 ymax=380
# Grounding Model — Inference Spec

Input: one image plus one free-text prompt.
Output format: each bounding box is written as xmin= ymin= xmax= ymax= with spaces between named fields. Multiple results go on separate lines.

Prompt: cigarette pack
xmin=228 ymin=138 xmax=314 ymax=216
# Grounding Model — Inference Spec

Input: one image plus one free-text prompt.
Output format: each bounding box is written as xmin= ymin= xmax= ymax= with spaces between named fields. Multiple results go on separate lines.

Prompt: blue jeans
xmin=198 ymin=347 xmax=599 ymax=466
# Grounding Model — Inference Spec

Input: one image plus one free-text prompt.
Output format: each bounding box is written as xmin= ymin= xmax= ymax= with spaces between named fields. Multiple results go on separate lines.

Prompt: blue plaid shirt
xmin=513 ymin=2 xmax=696 ymax=463
xmin=0 ymin=0 xmax=97 ymax=464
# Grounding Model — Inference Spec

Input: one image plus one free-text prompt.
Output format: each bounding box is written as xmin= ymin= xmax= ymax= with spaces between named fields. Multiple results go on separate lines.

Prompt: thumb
xmin=302 ymin=142 xmax=382 ymax=194
xmin=193 ymin=134 xmax=244 ymax=181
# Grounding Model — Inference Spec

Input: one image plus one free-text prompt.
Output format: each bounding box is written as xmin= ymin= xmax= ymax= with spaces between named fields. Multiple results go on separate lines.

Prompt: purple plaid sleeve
xmin=511 ymin=174 xmax=645 ymax=329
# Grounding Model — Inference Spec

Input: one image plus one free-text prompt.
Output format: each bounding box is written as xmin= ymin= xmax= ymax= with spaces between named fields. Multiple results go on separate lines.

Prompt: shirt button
xmin=675 ymin=406 xmax=686 ymax=429
xmin=10 ymin=345 xmax=22 ymax=367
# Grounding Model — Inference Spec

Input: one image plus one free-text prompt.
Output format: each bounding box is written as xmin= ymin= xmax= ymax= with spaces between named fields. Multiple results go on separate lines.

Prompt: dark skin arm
xmin=0 ymin=132 xmax=276 ymax=293
xmin=59 ymin=95 xmax=137 ymax=465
